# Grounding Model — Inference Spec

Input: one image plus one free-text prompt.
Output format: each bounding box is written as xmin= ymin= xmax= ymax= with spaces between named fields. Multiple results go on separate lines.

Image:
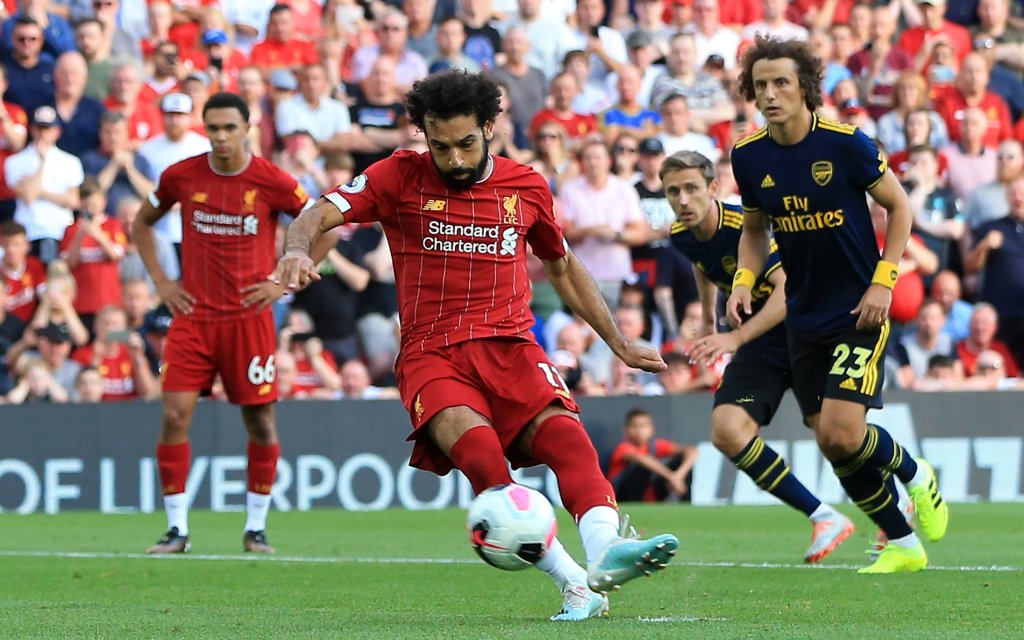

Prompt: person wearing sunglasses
xmin=2 ymin=16 xmax=57 ymax=116
xmin=1 ymin=1 xmax=76 ymax=62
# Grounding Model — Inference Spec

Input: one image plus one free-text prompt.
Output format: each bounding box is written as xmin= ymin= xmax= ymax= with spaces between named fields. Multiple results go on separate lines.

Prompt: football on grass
xmin=467 ymin=484 xmax=558 ymax=571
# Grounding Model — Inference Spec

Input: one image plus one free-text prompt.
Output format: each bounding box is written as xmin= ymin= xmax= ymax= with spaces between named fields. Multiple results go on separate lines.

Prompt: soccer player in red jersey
xmin=273 ymin=71 xmax=679 ymax=621
xmin=133 ymin=92 xmax=310 ymax=555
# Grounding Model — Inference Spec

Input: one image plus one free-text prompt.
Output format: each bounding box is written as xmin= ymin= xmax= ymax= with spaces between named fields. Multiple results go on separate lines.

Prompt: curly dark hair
xmin=737 ymin=36 xmax=824 ymax=113
xmin=405 ymin=70 xmax=502 ymax=131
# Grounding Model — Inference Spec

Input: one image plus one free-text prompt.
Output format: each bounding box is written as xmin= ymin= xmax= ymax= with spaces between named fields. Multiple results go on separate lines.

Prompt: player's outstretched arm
xmin=272 ymin=198 xmax=346 ymax=291
xmin=690 ymin=267 xmax=787 ymax=365
xmin=854 ymin=170 xmax=913 ymax=329
xmin=132 ymin=198 xmax=195 ymax=316
xmin=728 ymin=208 xmax=770 ymax=327
xmin=542 ymin=250 xmax=667 ymax=373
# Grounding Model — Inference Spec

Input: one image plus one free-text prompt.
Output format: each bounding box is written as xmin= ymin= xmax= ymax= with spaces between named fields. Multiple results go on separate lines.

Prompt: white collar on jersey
xmin=475 ymin=154 xmax=495 ymax=184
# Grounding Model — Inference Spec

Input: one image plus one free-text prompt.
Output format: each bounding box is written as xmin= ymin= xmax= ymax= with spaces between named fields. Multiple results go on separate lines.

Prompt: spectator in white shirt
xmin=137 ymin=93 xmax=211 ymax=252
xmin=741 ymin=0 xmax=809 ymax=42
xmin=274 ymin=63 xmax=353 ymax=155
xmin=5 ymin=106 xmax=83 ymax=265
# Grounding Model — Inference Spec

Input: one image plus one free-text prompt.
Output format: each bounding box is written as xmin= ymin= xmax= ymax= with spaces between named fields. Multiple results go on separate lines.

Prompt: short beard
xmin=432 ymin=137 xmax=491 ymax=189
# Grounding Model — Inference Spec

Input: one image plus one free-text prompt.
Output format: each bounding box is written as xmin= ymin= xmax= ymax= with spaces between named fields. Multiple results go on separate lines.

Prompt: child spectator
xmin=607 ymin=407 xmax=698 ymax=502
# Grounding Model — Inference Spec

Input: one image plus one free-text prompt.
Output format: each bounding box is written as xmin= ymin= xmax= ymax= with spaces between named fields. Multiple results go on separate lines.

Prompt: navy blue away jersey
xmin=731 ymin=115 xmax=887 ymax=333
xmin=670 ymin=201 xmax=789 ymax=368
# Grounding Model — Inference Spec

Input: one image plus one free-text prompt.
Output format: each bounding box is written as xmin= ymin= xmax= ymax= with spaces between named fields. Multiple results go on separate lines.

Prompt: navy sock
xmin=835 ymin=424 xmax=918 ymax=484
xmin=832 ymin=431 xmax=914 ymax=539
xmin=732 ymin=436 xmax=821 ymax=517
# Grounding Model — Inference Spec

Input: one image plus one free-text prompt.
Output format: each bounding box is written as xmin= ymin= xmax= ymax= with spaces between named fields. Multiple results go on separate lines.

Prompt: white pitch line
xmin=0 ymin=550 xmax=1020 ymax=573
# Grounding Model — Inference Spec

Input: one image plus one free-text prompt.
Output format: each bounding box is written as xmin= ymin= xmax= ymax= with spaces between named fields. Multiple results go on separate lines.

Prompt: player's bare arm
xmin=853 ymin=170 xmax=913 ymax=330
xmin=728 ymin=208 xmax=771 ymax=327
xmin=271 ymin=198 xmax=347 ymax=290
xmin=543 ymin=250 xmax=667 ymax=373
xmin=691 ymin=267 xmax=787 ymax=365
xmin=132 ymin=198 xmax=196 ymax=316
xmin=692 ymin=265 xmax=719 ymax=336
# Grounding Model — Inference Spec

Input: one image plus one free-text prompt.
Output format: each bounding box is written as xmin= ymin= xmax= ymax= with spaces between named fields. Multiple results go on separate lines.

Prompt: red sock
xmin=530 ymin=414 xmax=616 ymax=521
xmin=247 ymin=441 xmax=280 ymax=494
xmin=156 ymin=441 xmax=191 ymax=495
xmin=449 ymin=426 xmax=513 ymax=494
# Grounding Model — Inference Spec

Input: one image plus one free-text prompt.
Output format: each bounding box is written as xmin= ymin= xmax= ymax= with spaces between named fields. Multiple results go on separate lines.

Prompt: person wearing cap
xmin=631 ymin=137 xmax=674 ymax=281
xmin=4 ymin=105 xmax=84 ymax=265
xmin=197 ymin=28 xmax=247 ymax=94
xmin=249 ymin=4 xmax=317 ymax=72
xmin=52 ymin=51 xmax=106 ymax=157
xmin=137 ymin=93 xmax=211 ymax=254
xmin=274 ymin=63 xmax=352 ymax=153
xmin=897 ymin=0 xmax=972 ymax=64
xmin=8 ymin=321 xmax=80 ymax=398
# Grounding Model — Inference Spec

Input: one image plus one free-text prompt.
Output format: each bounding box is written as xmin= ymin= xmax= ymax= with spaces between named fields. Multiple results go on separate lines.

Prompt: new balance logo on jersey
xmin=191 ymin=192 xmax=207 ymax=203
xmin=839 ymin=378 xmax=858 ymax=391
xmin=761 ymin=175 xmax=775 ymax=188
xmin=500 ymin=227 xmax=518 ymax=256
xmin=243 ymin=214 xmax=259 ymax=235
xmin=422 ymin=199 xmax=446 ymax=211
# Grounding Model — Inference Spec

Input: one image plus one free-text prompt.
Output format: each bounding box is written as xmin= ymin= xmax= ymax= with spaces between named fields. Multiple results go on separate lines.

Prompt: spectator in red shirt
xmin=934 ymin=51 xmax=1013 ymax=149
xmin=529 ymin=72 xmax=597 ymax=146
xmin=139 ymin=41 xmax=182 ymax=109
xmin=898 ymin=0 xmax=972 ymax=69
xmin=955 ymin=302 xmax=1021 ymax=376
xmin=0 ymin=66 xmax=28 ymax=222
xmin=71 ymin=303 xmax=157 ymax=401
xmin=105 ymin=61 xmax=164 ymax=146
xmin=606 ymin=407 xmax=698 ymax=503
xmin=249 ymin=4 xmax=317 ymax=72
xmin=0 ymin=220 xmax=46 ymax=323
xmin=195 ymin=29 xmax=248 ymax=94
xmin=59 ymin=177 xmax=126 ymax=325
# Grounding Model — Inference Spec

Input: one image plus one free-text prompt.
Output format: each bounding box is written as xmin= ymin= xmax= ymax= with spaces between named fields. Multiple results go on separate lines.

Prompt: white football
xmin=467 ymin=484 xmax=558 ymax=571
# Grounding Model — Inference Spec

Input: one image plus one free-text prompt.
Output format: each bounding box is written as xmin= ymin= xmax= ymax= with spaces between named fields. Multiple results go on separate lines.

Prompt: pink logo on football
xmin=506 ymin=485 xmax=533 ymax=511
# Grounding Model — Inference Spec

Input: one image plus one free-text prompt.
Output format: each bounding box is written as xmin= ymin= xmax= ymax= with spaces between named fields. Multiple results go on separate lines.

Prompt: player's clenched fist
xmin=270 ymin=251 xmax=320 ymax=291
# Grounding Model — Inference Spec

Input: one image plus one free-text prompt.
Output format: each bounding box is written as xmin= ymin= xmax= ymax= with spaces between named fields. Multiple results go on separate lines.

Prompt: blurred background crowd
xmin=1 ymin=0 xmax=1024 ymax=406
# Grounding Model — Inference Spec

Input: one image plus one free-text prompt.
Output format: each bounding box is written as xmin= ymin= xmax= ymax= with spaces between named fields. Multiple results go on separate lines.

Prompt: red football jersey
xmin=151 ymin=154 xmax=309 ymax=320
xmin=2 ymin=256 xmax=46 ymax=323
xmin=72 ymin=343 xmax=138 ymax=402
xmin=60 ymin=217 xmax=128 ymax=315
xmin=322 ymin=151 xmax=567 ymax=354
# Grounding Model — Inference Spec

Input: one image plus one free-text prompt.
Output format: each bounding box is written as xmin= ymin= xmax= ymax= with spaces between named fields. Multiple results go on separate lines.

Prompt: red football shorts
xmin=396 ymin=337 xmax=580 ymax=475
xmin=161 ymin=310 xmax=278 ymax=405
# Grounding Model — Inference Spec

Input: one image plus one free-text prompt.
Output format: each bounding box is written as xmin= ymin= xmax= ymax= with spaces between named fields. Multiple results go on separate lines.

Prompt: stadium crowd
xmin=1 ymin=0 xmax=1024 ymax=404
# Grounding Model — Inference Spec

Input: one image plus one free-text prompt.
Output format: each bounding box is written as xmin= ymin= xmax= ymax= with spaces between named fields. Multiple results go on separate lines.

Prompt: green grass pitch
xmin=1 ymin=503 xmax=1021 ymax=639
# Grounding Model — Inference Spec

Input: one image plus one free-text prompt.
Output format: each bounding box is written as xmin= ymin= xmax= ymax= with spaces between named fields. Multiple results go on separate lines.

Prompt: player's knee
xmin=815 ymin=419 xmax=861 ymax=461
xmin=711 ymin=409 xmax=757 ymax=458
xmin=241 ymin=404 xmax=276 ymax=443
xmin=160 ymin=407 xmax=192 ymax=440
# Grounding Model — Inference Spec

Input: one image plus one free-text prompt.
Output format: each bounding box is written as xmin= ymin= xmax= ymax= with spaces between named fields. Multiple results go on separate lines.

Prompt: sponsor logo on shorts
xmin=258 ymin=383 xmax=272 ymax=396
xmin=839 ymin=377 xmax=858 ymax=391
xmin=736 ymin=395 xmax=754 ymax=403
